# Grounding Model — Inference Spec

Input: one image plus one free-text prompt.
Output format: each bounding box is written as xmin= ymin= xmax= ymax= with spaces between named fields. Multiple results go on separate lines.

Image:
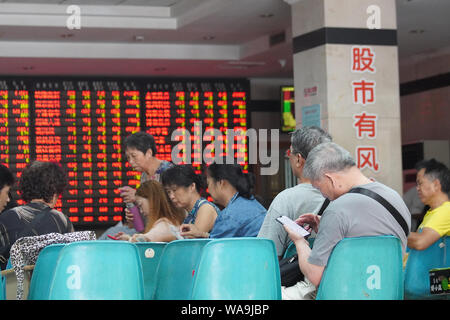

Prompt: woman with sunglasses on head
xmin=161 ymin=165 xmax=219 ymax=236
xmin=180 ymin=162 xmax=266 ymax=239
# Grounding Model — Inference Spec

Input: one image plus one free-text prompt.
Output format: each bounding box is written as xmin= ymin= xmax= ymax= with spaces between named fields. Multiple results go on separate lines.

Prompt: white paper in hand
xmin=169 ymin=225 xmax=184 ymax=240
xmin=276 ymin=215 xmax=310 ymax=238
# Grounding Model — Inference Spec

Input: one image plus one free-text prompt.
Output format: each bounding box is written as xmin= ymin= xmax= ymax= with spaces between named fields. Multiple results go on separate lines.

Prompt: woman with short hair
xmin=0 ymin=161 xmax=74 ymax=270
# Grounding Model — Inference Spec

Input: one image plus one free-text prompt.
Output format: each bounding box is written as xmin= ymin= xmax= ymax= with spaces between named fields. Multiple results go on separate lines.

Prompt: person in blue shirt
xmin=180 ymin=163 xmax=266 ymax=238
xmin=161 ymin=164 xmax=219 ymax=236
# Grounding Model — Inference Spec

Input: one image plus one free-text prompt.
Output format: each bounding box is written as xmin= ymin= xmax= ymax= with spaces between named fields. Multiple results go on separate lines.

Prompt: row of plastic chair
xmin=9 ymin=235 xmax=449 ymax=300
xmin=404 ymin=236 xmax=449 ymax=300
xmin=283 ymin=235 xmax=449 ymax=300
xmin=26 ymin=238 xmax=281 ymax=300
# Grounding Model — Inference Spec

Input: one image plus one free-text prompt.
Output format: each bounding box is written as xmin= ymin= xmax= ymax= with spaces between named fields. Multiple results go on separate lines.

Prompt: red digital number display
xmin=0 ymin=79 xmax=248 ymax=226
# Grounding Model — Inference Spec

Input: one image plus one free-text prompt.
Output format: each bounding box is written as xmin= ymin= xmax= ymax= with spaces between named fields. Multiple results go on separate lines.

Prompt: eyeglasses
xmin=286 ymin=148 xmax=305 ymax=159
xmin=286 ymin=148 xmax=292 ymax=157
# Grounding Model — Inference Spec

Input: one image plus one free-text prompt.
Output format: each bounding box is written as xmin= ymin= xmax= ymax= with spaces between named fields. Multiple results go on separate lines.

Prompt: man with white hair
xmin=283 ymin=142 xmax=411 ymax=299
xmin=258 ymin=126 xmax=331 ymax=258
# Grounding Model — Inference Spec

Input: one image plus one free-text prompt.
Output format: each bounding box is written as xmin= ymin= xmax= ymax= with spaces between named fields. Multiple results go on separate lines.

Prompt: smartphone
xmin=276 ymin=215 xmax=310 ymax=238
xmin=107 ymin=234 xmax=119 ymax=240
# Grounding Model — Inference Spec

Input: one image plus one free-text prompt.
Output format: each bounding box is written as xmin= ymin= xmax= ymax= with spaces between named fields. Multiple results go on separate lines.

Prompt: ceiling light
xmin=227 ymin=61 xmax=266 ymax=66
xmin=218 ymin=65 xmax=248 ymax=70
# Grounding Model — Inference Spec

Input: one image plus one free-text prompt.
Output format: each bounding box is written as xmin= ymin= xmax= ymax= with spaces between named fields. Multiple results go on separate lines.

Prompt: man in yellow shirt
xmin=407 ymin=159 xmax=450 ymax=250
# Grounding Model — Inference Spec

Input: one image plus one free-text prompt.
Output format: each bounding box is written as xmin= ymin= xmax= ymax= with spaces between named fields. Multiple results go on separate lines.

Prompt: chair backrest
xmin=404 ymin=236 xmax=449 ymax=300
xmin=282 ymin=238 xmax=315 ymax=259
xmin=0 ymin=275 xmax=5 ymax=300
xmin=28 ymin=244 xmax=65 ymax=300
xmin=135 ymin=242 xmax=167 ymax=300
xmin=48 ymin=241 xmax=144 ymax=300
xmin=153 ymin=239 xmax=211 ymax=300
xmin=316 ymin=236 xmax=404 ymax=300
xmin=282 ymin=242 xmax=297 ymax=259
xmin=191 ymin=238 xmax=281 ymax=300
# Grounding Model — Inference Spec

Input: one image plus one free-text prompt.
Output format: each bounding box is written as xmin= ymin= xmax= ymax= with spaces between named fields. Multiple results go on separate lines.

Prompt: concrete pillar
xmin=286 ymin=0 xmax=402 ymax=193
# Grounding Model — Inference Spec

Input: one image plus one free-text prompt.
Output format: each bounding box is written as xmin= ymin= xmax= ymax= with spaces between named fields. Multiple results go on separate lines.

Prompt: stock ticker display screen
xmin=0 ymin=78 xmax=249 ymax=226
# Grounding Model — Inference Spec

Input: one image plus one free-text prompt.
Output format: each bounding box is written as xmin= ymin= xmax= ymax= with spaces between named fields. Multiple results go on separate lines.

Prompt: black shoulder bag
xmin=279 ymin=198 xmax=330 ymax=287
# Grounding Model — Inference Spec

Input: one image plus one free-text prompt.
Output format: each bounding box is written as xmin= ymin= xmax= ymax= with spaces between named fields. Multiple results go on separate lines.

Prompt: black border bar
xmin=400 ymin=72 xmax=450 ymax=96
xmin=293 ymin=27 xmax=397 ymax=54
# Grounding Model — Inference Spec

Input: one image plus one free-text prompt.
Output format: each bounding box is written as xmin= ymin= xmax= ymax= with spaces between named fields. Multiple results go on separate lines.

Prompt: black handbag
xmin=279 ymin=198 xmax=330 ymax=287
xmin=279 ymin=252 xmax=304 ymax=286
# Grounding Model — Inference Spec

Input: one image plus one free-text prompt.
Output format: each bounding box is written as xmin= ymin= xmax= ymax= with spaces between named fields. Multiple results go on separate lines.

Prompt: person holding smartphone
xmin=282 ymin=142 xmax=411 ymax=300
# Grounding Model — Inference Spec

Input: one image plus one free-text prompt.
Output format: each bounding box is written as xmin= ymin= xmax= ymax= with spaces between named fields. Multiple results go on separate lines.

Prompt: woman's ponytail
xmin=207 ymin=163 xmax=254 ymax=199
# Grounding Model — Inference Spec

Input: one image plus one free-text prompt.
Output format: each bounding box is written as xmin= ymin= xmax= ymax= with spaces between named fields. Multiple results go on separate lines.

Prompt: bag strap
xmin=348 ymin=187 xmax=409 ymax=237
xmin=317 ymin=198 xmax=330 ymax=216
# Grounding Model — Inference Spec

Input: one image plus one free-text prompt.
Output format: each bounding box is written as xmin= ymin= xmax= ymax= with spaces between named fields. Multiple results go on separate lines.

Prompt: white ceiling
xmin=0 ymin=0 xmax=448 ymax=78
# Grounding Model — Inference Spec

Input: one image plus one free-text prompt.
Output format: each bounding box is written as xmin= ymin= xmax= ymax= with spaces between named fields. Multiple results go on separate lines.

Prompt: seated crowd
xmin=0 ymin=128 xmax=448 ymax=300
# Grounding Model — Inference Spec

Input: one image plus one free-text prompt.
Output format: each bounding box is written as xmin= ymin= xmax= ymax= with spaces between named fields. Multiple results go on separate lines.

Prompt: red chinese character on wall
xmin=352 ymin=79 xmax=376 ymax=106
xmin=356 ymin=146 xmax=380 ymax=172
xmin=353 ymin=112 xmax=378 ymax=139
xmin=351 ymin=46 xmax=376 ymax=73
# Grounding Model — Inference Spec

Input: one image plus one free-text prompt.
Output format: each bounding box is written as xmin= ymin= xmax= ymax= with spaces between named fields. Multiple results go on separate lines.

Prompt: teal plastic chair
xmin=48 ymin=241 xmax=144 ymax=300
xmin=282 ymin=238 xmax=315 ymax=259
xmin=0 ymin=274 xmax=5 ymax=300
xmin=191 ymin=238 xmax=281 ymax=300
xmin=0 ymin=257 xmax=9 ymax=300
xmin=28 ymin=244 xmax=66 ymax=300
xmin=404 ymin=236 xmax=449 ymax=300
xmin=282 ymin=242 xmax=297 ymax=259
xmin=316 ymin=236 xmax=404 ymax=300
xmin=153 ymin=239 xmax=211 ymax=300
xmin=135 ymin=242 xmax=167 ymax=300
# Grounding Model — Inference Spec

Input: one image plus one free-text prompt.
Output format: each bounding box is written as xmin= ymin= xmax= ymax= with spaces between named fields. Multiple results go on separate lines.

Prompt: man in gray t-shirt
xmin=309 ymin=181 xmax=410 ymax=267
xmin=257 ymin=126 xmax=332 ymax=258
xmin=282 ymin=142 xmax=411 ymax=298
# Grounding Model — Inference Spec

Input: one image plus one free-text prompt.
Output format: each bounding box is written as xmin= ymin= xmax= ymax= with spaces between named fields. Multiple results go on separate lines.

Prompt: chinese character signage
xmin=351 ymin=46 xmax=380 ymax=173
